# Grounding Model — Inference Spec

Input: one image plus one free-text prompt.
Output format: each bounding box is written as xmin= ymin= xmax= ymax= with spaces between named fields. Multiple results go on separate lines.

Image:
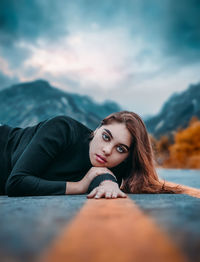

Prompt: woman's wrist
xmin=78 ymin=176 xmax=92 ymax=194
xmin=87 ymin=173 xmax=118 ymax=194
xmin=65 ymin=181 xmax=84 ymax=195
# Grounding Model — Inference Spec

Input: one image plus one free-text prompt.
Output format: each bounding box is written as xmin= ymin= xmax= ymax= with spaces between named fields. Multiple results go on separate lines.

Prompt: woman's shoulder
xmin=45 ymin=115 xmax=85 ymax=126
xmin=43 ymin=115 xmax=92 ymax=135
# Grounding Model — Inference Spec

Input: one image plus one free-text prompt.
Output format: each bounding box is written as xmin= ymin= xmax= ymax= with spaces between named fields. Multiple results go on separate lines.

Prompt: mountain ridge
xmin=145 ymin=82 xmax=200 ymax=138
xmin=0 ymin=79 xmax=121 ymax=129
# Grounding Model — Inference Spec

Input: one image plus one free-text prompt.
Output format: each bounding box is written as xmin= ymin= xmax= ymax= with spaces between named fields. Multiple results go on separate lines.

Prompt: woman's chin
xmin=92 ymin=159 xmax=108 ymax=167
xmin=93 ymin=162 xmax=106 ymax=167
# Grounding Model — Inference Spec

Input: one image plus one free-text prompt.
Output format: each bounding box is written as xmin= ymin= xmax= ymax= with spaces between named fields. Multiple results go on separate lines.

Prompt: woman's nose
xmin=102 ymin=145 xmax=112 ymax=155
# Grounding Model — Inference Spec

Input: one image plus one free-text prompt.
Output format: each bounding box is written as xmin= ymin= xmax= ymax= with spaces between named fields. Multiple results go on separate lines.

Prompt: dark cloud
xmin=0 ymin=0 xmax=70 ymax=69
xmin=0 ymin=0 xmax=68 ymax=46
xmin=0 ymin=0 xmax=199 ymax=80
xmin=0 ymin=43 xmax=31 ymax=69
xmin=1 ymin=0 xmax=199 ymax=53
xmin=162 ymin=0 xmax=200 ymax=63
xmin=69 ymin=0 xmax=200 ymax=63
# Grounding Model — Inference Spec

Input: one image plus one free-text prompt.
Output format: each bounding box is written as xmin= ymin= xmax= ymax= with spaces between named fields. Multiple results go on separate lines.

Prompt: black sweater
xmin=0 ymin=115 xmax=125 ymax=196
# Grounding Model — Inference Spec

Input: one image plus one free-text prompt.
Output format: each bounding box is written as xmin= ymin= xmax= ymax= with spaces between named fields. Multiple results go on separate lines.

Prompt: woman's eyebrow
xmin=104 ymin=128 xmax=113 ymax=138
xmin=103 ymin=128 xmax=130 ymax=151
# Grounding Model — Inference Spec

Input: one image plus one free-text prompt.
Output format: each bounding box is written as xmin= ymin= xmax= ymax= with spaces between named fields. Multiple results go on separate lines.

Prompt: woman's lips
xmin=96 ymin=154 xmax=107 ymax=163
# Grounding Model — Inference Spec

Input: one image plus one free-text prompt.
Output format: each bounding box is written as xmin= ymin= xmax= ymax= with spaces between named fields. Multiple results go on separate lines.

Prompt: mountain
xmin=145 ymin=82 xmax=200 ymax=138
xmin=0 ymin=79 xmax=121 ymax=129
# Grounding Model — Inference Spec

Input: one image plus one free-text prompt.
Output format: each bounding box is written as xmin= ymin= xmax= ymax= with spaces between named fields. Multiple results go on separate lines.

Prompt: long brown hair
xmin=100 ymin=111 xmax=182 ymax=194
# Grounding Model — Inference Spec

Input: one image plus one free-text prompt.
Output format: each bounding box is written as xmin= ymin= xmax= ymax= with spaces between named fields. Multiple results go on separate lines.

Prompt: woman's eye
xmin=102 ymin=133 xmax=110 ymax=141
xmin=117 ymin=146 xmax=125 ymax=153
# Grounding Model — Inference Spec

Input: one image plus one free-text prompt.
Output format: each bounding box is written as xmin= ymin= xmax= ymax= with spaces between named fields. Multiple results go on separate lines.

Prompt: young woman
xmin=0 ymin=111 xmax=181 ymax=198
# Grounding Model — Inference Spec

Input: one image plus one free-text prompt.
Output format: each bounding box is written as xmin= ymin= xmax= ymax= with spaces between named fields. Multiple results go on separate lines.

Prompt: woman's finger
xmin=112 ymin=192 xmax=118 ymax=198
xmin=105 ymin=191 xmax=112 ymax=199
xmin=87 ymin=187 xmax=98 ymax=198
xmin=94 ymin=188 xmax=105 ymax=199
xmin=119 ymin=191 xmax=127 ymax=198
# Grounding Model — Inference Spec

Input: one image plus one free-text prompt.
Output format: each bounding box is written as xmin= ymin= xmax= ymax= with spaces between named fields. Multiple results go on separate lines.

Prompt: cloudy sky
xmin=0 ymin=0 xmax=200 ymax=117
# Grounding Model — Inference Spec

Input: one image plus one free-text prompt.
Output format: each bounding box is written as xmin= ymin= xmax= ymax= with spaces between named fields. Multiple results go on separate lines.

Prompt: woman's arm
xmin=85 ymin=167 xmax=122 ymax=194
xmin=66 ymin=167 xmax=117 ymax=195
xmin=65 ymin=181 xmax=83 ymax=195
xmin=6 ymin=116 xmax=75 ymax=197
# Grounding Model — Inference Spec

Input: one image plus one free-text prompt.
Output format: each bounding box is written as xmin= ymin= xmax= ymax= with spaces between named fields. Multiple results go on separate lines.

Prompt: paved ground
xmin=0 ymin=195 xmax=87 ymax=262
xmin=131 ymin=194 xmax=200 ymax=262
xmin=1 ymin=194 xmax=200 ymax=262
xmin=0 ymin=169 xmax=200 ymax=262
xmin=157 ymin=168 xmax=200 ymax=189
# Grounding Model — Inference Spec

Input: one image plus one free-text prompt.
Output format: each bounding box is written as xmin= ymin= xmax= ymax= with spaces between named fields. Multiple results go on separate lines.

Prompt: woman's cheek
xmin=110 ymin=156 xmax=121 ymax=167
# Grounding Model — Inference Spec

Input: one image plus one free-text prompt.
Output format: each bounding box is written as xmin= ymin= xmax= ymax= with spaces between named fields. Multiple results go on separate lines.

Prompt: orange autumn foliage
xmin=164 ymin=117 xmax=200 ymax=169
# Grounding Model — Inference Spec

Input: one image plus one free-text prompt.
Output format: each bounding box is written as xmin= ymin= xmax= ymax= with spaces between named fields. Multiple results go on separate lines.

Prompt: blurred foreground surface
xmin=0 ymin=169 xmax=200 ymax=262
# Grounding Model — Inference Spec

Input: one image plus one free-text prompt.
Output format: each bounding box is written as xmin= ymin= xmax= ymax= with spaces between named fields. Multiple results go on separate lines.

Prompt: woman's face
xmin=89 ymin=122 xmax=132 ymax=168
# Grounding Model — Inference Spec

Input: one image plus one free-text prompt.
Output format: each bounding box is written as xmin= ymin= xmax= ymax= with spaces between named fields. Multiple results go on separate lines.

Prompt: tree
xmin=164 ymin=117 xmax=200 ymax=169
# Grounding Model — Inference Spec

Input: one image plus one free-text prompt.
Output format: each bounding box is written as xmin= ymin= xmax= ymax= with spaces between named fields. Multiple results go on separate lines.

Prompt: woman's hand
xmin=87 ymin=180 xmax=127 ymax=199
xmin=80 ymin=167 xmax=116 ymax=194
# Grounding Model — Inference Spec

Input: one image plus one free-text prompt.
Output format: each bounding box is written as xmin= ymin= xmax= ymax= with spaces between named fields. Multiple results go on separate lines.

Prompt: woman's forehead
xmin=100 ymin=123 xmax=132 ymax=145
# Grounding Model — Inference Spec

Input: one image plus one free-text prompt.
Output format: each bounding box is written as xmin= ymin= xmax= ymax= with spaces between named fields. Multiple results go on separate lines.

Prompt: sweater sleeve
xmin=5 ymin=116 xmax=74 ymax=197
xmin=86 ymin=160 xmax=126 ymax=193
xmin=87 ymin=173 xmax=119 ymax=194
